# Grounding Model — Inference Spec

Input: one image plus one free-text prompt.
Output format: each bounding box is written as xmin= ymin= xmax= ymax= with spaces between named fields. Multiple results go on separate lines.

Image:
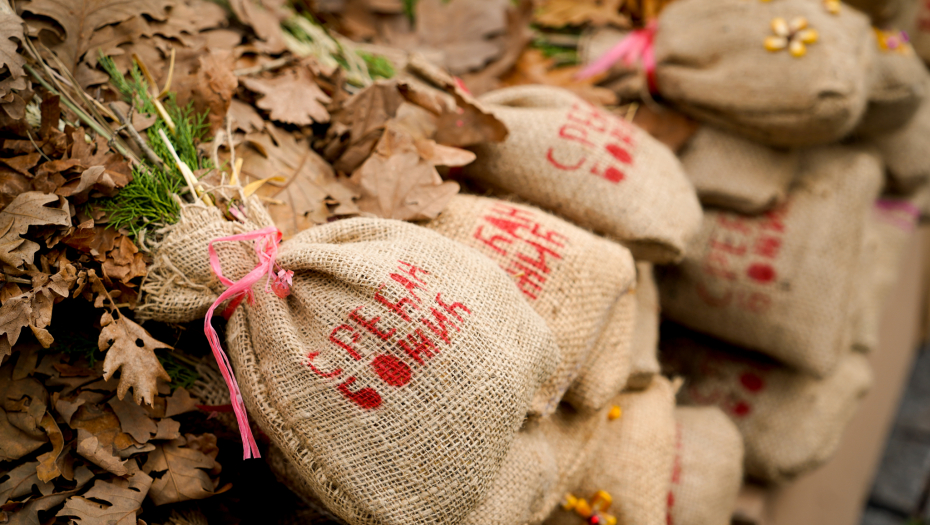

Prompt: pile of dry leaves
xmin=0 ymin=0 xmax=676 ymax=523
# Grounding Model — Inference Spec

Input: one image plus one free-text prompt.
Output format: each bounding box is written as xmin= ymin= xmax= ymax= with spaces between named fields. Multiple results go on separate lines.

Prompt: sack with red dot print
xmin=653 ymin=0 xmax=873 ymax=147
xmin=666 ymin=407 xmax=743 ymax=525
xmin=678 ymin=125 xmax=799 ymax=215
xmin=424 ymin=194 xmax=637 ymax=415
xmin=657 ymin=146 xmax=882 ymax=377
xmin=459 ymin=85 xmax=702 ymax=264
xmin=660 ymin=326 xmax=872 ymax=483
xmin=137 ymin=200 xmax=560 ymax=525
xmin=545 ymin=376 xmax=678 ymax=525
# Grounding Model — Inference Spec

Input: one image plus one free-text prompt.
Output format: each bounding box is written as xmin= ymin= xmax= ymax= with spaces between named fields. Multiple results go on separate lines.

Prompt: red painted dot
xmin=371 ymin=355 xmax=411 ymax=387
xmin=746 ymin=263 xmax=776 ymax=283
xmin=603 ymin=166 xmax=625 ymax=183
xmin=732 ymin=401 xmax=752 ymax=417
xmin=740 ymin=372 xmax=765 ymax=392
xmin=605 ymin=142 xmax=633 ymax=164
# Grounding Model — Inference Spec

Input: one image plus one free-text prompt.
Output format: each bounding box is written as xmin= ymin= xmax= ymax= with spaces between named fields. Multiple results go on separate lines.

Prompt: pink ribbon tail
xmin=875 ymin=199 xmax=921 ymax=232
xmin=576 ymin=21 xmax=659 ymax=93
xmin=203 ymin=225 xmax=284 ymax=460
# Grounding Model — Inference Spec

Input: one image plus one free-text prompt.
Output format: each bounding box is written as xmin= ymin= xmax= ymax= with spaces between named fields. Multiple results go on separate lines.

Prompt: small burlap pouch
xmin=855 ymin=33 xmax=928 ymax=137
xmin=679 ymin=125 xmax=799 ymax=214
xmin=871 ymin=80 xmax=930 ymax=193
xmin=850 ymin=198 xmax=920 ymax=353
xmin=545 ymin=376 xmax=678 ymax=525
xmin=657 ymin=146 xmax=883 ymax=377
xmin=666 ymin=407 xmax=743 ymax=525
xmin=660 ymin=327 xmax=873 ymax=483
xmin=846 ymin=0 xmax=908 ymax=24
xmin=137 ymin=200 xmax=561 ymax=525
xmin=562 ymin=288 xmax=637 ymax=412
xmin=653 ymin=0 xmax=873 ymax=147
xmin=461 ymin=85 xmax=703 ymax=263
xmin=424 ymin=194 xmax=636 ymax=414
xmin=627 ymin=262 xmax=661 ymax=390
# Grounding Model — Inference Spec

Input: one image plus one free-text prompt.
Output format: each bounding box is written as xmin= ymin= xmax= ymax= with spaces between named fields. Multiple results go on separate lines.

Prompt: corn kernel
xmin=765 ymin=36 xmax=788 ymax=51
xmin=771 ymin=17 xmax=789 ymax=37
xmin=607 ymin=405 xmax=622 ymax=421
xmin=574 ymin=499 xmax=593 ymax=518
xmin=799 ymin=28 xmax=819 ymax=44
xmin=789 ymin=39 xmax=807 ymax=57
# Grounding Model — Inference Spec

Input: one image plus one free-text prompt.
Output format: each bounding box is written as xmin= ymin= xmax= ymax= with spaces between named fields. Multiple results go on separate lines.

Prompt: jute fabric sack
xmin=855 ymin=37 xmax=928 ymax=137
xmin=461 ymin=85 xmax=703 ymax=263
xmin=660 ymin=329 xmax=873 ymax=483
xmin=657 ymin=146 xmax=883 ymax=377
xmin=424 ymin=194 xmax=636 ymax=414
xmin=627 ymin=262 xmax=661 ymax=390
xmin=137 ymin=201 xmax=561 ymax=525
xmin=562 ymin=288 xmax=636 ymax=412
xmin=846 ymin=0 xmax=909 ymax=24
xmin=851 ymin=198 xmax=919 ymax=353
xmin=654 ymin=0 xmax=873 ymax=147
xmin=679 ymin=125 xmax=799 ymax=214
xmin=545 ymin=376 xmax=677 ymax=525
xmin=872 ymin=80 xmax=930 ymax=193
xmin=666 ymin=407 xmax=743 ymax=525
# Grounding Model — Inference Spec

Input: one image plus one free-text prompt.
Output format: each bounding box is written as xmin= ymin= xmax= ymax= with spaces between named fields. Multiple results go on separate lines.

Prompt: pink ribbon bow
xmin=576 ymin=20 xmax=658 ymax=93
xmin=203 ymin=226 xmax=294 ymax=459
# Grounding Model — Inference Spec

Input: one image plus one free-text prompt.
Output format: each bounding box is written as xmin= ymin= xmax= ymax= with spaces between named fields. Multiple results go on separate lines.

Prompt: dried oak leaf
xmin=501 ymin=48 xmax=617 ymax=106
xmin=35 ymin=412 xmax=64 ymax=482
xmin=98 ymin=311 xmax=171 ymax=406
xmin=227 ymin=0 xmax=289 ymax=54
xmin=413 ymin=0 xmax=510 ymax=74
xmin=0 ymin=263 xmax=78 ymax=359
xmin=107 ymin=396 xmax=157 ymax=444
xmin=241 ymin=66 xmax=331 ymax=126
xmin=0 ymin=192 xmax=70 ymax=269
xmin=0 ymin=358 xmax=49 ymax=462
xmin=0 ymin=11 xmax=26 ymax=99
xmin=0 ymin=461 xmax=49 ymax=504
xmin=71 ymin=405 xmax=130 ymax=476
xmin=350 ymin=125 xmax=466 ymax=221
xmin=173 ymin=49 xmax=238 ymax=136
xmin=2 ymin=466 xmax=93 ymax=525
xmin=534 ymin=0 xmax=630 ymax=28
xmin=20 ymin=0 xmax=171 ymax=75
xmin=57 ymin=470 xmax=153 ymax=525
xmin=142 ymin=435 xmax=218 ymax=506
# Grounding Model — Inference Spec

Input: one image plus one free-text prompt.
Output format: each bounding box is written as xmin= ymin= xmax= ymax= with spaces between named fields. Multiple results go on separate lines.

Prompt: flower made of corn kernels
xmin=765 ymin=17 xmax=819 ymax=57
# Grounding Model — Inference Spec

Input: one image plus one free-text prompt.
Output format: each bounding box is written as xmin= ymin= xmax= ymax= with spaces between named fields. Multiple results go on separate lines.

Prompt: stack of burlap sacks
xmin=170 ymin=1 xmax=930 ymax=523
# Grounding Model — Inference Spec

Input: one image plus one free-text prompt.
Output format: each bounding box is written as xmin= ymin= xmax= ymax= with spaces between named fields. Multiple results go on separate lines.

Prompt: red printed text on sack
xmin=545 ymin=101 xmax=636 ymax=184
xmin=304 ymin=260 xmax=472 ymax=410
xmin=678 ymin=350 xmax=774 ymax=419
xmin=666 ymin=423 xmax=683 ymax=525
xmin=471 ymin=203 xmax=568 ymax=300
xmin=695 ymin=204 xmax=789 ymax=314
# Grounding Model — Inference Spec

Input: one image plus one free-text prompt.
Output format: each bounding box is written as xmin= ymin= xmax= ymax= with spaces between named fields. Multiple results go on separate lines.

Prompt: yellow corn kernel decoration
xmin=765 ymin=16 xmax=818 ymax=57
xmin=562 ymin=493 xmax=579 ymax=511
xmin=824 ymin=0 xmax=841 ymax=14
xmin=607 ymin=405 xmax=623 ymax=421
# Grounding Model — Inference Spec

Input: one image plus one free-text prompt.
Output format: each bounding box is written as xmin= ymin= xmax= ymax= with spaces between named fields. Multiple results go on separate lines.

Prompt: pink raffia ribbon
xmin=576 ymin=20 xmax=659 ymax=93
xmin=875 ymin=199 xmax=921 ymax=232
xmin=203 ymin=226 xmax=294 ymax=459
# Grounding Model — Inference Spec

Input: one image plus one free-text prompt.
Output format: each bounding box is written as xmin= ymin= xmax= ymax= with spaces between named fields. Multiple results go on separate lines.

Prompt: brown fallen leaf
xmin=2 ymin=466 xmax=93 ymax=525
xmin=0 ymin=263 xmax=78 ymax=359
xmin=227 ymin=0 xmax=289 ymax=54
xmin=629 ymin=103 xmax=700 ymax=153
xmin=98 ymin=311 xmax=171 ymax=406
xmin=107 ymin=396 xmax=158 ymax=444
xmin=534 ymin=0 xmax=630 ymax=28
xmin=500 ymin=47 xmax=617 ymax=106
xmin=0 ymin=11 xmax=26 ymax=100
xmin=241 ymin=65 xmax=332 ymax=126
xmin=0 ymin=192 xmax=70 ymax=269
xmin=35 ymin=412 xmax=65 ymax=482
xmin=164 ymin=388 xmax=198 ymax=418
xmin=173 ymin=49 xmax=239 ymax=137
xmin=413 ymin=0 xmax=510 ymax=74
xmin=0 ymin=461 xmax=51 ymax=503
xmin=57 ymin=470 xmax=153 ymax=525
xmin=0 ymin=356 xmax=50 ymax=461
xmin=142 ymin=435 xmax=219 ymax=506
xmin=350 ymin=124 xmax=465 ymax=221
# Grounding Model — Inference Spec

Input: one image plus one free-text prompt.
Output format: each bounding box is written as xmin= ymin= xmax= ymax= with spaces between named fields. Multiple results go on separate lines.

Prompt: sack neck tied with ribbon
xmin=577 ymin=20 xmax=658 ymax=93
xmin=203 ymin=226 xmax=294 ymax=459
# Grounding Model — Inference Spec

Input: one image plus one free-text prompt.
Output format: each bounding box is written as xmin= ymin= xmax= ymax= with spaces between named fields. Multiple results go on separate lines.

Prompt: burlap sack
xmin=423 ymin=194 xmax=637 ymax=414
xmin=562 ymin=288 xmax=636 ymax=412
xmin=461 ymin=85 xmax=703 ymax=263
xmin=846 ymin=0 xmax=909 ymax=24
xmin=871 ymin=80 xmax=930 ymax=193
xmin=657 ymin=146 xmax=883 ymax=377
xmin=667 ymin=407 xmax=743 ymax=525
xmin=851 ymin=198 xmax=920 ymax=353
xmin=898 ymin=0 xmax=930 ymax=64
xmin=137 ymin=201 xmax=561 ymax=525
xmin=545 ymin=376 xmax=678 ymax=525
xmin=660 ymin=328 xmax=873 ymax=483
xmin=855 ymin=34 xmax=928 ymax=137
xmin=626 ymin=262 xmax=661 ymax=391
xmin=679 ymin=126 xmax=799 ymax=214
xmin=654 ymin=0 xmax=873 ymax=147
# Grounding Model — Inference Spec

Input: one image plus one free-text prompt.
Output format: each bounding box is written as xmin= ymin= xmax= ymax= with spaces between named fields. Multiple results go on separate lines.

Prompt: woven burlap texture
xmin=661 ymin=331 xmax=873 ymax=483
xmin=545 ymin=376 xmax=677 ymax=525
xmin=461 ymin=85 xmax=702 ymax=263
xmin=424 ymin=194 xmax=636 ymax=415
xmin=871 ymin=79 xmax=930 ymax=193
xmin=657 ymin=146 xmax=883 ymax=377
xmin=851 ymin=198 xmax=918 ymax=353
xmin=654 ymin=0 xmax=873 ymax=147
xmin=667 ymin=407 xmax=743 ymax=525
xmin=679 ymin=125 xmax=798 ymax=214
xmin=626 ymin=262 xmax=661 ymax=390
xmin=137 ymin=202 xmax=561 ymax=525
xmin=856 ymin=36 xmax=928 ymax=137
